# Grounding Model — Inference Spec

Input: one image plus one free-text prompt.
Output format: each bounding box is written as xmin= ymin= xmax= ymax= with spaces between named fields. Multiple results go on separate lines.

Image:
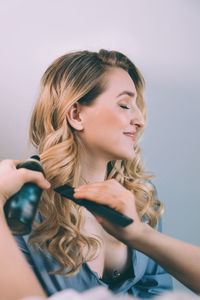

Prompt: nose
xmin=130 ymin=106 xmax=145 ymax=128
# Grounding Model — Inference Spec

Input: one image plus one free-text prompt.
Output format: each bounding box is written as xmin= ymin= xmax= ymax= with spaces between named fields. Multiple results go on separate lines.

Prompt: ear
xmin=66 ymin=103 xmax=84 ymax=131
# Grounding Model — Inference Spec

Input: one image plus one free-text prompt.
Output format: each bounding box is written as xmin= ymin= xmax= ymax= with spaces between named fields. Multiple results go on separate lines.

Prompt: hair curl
xmin=28 ymin=49 xmax=164 ymax=276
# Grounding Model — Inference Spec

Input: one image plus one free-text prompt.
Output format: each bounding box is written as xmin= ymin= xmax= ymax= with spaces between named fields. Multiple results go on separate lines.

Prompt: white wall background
xmin=0 ymin=0 xmax=199 ymax=294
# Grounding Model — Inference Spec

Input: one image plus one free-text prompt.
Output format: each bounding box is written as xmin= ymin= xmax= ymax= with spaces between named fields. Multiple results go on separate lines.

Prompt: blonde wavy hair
xmin=29 ymin=49 xmax=163 ymax=277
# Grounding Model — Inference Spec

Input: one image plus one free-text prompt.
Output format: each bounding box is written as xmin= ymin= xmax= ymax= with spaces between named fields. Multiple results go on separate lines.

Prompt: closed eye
xmin=119 ymin=104 xmax=130 ymax=109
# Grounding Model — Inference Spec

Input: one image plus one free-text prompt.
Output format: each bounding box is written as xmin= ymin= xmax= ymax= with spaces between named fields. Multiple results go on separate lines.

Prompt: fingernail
xmin=46 ymin=181 xmax=51 ymax=188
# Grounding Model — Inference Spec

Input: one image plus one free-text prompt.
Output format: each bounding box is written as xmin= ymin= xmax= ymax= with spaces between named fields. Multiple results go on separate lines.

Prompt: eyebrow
xmin=117 ymin=90 xmax=136 ymax=98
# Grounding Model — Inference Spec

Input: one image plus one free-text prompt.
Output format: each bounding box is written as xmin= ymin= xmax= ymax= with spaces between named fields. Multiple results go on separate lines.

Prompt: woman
xmin=15 ymin=49 xmax=172 ymax=298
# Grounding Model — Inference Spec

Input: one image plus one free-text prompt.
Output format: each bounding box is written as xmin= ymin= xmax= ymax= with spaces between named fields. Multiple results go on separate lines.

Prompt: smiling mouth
xmin=123 ymin=133 xmax=136 ymax=142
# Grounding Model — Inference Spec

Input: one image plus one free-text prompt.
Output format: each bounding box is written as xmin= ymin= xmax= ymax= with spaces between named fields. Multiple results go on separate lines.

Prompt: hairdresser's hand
xmin=74 ymin=179 xmax=145 ymax=246
xmin=0 ymin=159 xmax=51 ymax=210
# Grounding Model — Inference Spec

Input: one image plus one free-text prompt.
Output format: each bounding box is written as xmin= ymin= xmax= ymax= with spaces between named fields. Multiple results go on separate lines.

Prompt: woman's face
xmin=78 ymin=67 xmax=145 ymax=162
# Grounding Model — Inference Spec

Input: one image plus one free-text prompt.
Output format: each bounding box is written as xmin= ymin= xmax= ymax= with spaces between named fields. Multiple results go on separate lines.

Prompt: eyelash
xmin=120 ymin=104 xmax=130 ymax=110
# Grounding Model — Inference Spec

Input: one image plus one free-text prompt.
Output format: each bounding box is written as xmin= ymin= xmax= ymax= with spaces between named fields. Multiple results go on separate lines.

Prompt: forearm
xmin=128 ymin=223 xmax=200 ymax=294
xmin=0 ymin=207 xmax=46 ymax=300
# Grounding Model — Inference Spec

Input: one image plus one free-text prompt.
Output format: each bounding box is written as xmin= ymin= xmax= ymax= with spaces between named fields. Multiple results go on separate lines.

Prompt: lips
xmin=123 ymin=132 xmax=137 ymax=142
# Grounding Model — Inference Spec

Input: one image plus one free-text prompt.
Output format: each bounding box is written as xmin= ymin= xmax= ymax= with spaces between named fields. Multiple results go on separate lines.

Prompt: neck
xmin=79 ymin=154 xmax=108 ymax=185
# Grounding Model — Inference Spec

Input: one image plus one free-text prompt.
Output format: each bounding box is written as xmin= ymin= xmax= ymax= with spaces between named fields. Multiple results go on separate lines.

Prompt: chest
xmin=83 ymin=211 xmax=131 ymax=279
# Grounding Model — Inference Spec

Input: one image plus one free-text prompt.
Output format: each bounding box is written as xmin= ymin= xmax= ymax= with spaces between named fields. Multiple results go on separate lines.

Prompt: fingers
xmin=74 ymin=181 xmax=112 ymax=205
xmin=73 ymin=179 xmax=134 ymax=215
xmin=17 ymin=169 xmax=51 ymax=190
xmin=0 ymin=159 xmax=51 ymax=190
xmin=0 ymin=159 xmax=51 ymax=203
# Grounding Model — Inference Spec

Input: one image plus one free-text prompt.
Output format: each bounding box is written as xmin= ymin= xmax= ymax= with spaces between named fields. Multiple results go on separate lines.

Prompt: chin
xmin=113 ymin=149 xmax=136 ymax=161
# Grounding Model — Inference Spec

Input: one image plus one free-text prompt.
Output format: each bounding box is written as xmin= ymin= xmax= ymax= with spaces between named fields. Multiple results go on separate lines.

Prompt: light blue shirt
xmin=15 ymin=218 xmax=173 ymax=298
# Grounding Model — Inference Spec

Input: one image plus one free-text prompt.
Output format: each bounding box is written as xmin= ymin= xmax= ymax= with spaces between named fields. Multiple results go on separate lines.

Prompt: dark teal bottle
xmin=4 ymin=155 xmax=44 ymax=236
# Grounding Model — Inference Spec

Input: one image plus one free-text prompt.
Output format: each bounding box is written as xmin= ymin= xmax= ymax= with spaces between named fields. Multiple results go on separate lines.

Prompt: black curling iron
xmin=54 ymin=184 xmax=134 ymax=227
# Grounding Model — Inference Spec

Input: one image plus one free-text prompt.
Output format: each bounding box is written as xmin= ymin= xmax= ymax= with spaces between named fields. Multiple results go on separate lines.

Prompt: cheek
xmin=83 ymin=107 xmax=130 ymax=146
xmin=92 ymin=108 xmax=128 ymax=130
